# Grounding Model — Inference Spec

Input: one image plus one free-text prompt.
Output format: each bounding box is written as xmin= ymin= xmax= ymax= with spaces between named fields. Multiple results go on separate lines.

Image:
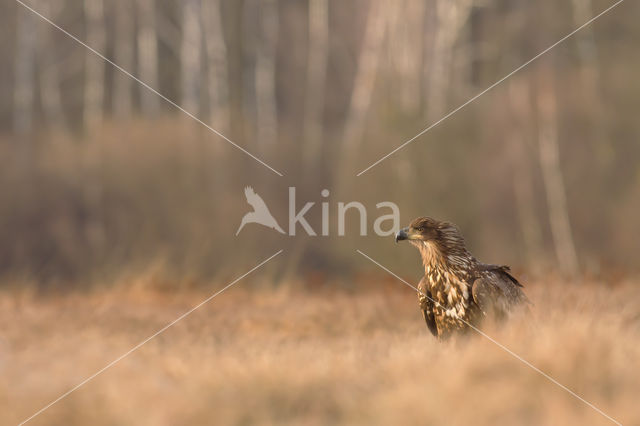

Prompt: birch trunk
xmin=571 ymin=0 xmax=609 ymax=167
xmin=425 ymin=0 xmax=472 ymax=120
xmin=390 ymin=0 xmax=425 ymax=113
xmin=14 ymin=5 xmax=38 ymax=134
xmin=342 ymin=0 xmax=386 ymax=153
xmin=113 ymin=2 xmax=135 ymax=118
xmin=255 ymin=0 xmax=279 ymax=154
xmin=202 ymin=0 xmax=230 ymax=134
xmin=136 ymin=0 xmax=160 ymax=115
xmin=181 ymin=0 xmax=203 ymax=115
xmin=84 ymin=0 xmax=106 ymax=130
xmin=303 ymin=0 xmax=329 ymax=166
xmin=537 ymin=68 xmax=579 ymax=276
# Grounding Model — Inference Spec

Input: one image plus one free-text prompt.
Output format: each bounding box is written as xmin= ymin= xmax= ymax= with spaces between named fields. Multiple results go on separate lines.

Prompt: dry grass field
xmin=2 ymin=275 xmax=639 ymax=426
xmin=2 ymin=1 xmax=639 ymax=425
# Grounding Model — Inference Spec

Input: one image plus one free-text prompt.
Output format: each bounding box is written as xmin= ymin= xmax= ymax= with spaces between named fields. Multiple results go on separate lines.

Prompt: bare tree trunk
xmin=570 ymin=0 xmax=602 ymax=112
xmin=38 ymin=0 xmax=67 ymax=130
xmin=342 ymin=0 xmax=386 ymax=152
xmin=508 ymin=79 xmax=543 ymax=266
xmin=136 ymin=0 xmax=160 ymax=115
xmin=82 ymin=0 xmax=108 ymax=256
xmin=382 ymin=0 xmax=426 ymax=197
xmin=255 ymin=0 xmax=279 ymax=154
xmin=202 ymin=0 xmax=230 ymax=134
xmin=389 ymin=0 xmax=425 ymax=114
xmin=570 ymin=0 xmax=610 ymax=168
xmin=14 ymin=4 xmax=38 ymax=134
xmin=84 ymin=0 xmax=106 ymax=130
xmin=303 ymin=0 xmax=329 ymax=167
xmin=226 ymin=1 xmax=246 ymax=143
xmin=113 ymin=2 xmax=135 ymax=118
xmin=181 ymin=0 xmax=203 ymax=115
xmin=536 ymin=68 xmax=579 ymax=276
xmin=282 ymin=0 xmax=329 ymax=280
xmin=571 ymin=0 xmax=598 ymax=66
xmin=514 ymin=160 xmax=544 ymax=263
xmin=425 ymin=0 xmax=472 ymax=120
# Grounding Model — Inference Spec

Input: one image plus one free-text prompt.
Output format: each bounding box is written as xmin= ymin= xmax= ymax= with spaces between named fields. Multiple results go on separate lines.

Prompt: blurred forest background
xmin=0 ymin=0 xmax=638 ymax=287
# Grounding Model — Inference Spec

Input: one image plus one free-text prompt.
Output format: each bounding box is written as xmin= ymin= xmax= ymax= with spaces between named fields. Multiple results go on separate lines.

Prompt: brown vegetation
xmin=1 ymin=2 xmax=639 ymax=424
xmin=2 ymin=276 xmax=639 ymax=425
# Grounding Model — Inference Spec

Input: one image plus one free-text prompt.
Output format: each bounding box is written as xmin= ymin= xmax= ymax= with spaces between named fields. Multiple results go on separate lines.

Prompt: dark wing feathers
xmin=472 ymin=278 xmax=510 ymax=318
xmin=477 ymin=263 xmax=523 ymax=287
xmin=472 ymin=264 xmax=529 ymax=317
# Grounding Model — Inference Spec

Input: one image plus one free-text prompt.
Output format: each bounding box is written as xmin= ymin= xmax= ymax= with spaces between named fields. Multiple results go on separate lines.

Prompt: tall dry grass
xmin=2 ymin=275 xmax=639 ymax=425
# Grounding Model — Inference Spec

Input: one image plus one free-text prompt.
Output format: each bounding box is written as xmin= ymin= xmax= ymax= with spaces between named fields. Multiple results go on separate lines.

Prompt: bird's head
xmin=395 ymin=217 xmax=470 ymax=262
xmin=395 ymin=217 xmax=442 ymax=243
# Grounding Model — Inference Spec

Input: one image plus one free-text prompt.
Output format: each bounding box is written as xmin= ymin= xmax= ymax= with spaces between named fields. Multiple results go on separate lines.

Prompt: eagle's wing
xmin=418 ymin=276 xmax=438 ymax=337
xmin=472 ymin=265 xmax=529 ymax=318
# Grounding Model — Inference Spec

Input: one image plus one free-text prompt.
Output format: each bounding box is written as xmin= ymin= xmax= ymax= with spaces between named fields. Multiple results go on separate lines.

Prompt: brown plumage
xmin=395 ymin=217 xmax=529 ymax=339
